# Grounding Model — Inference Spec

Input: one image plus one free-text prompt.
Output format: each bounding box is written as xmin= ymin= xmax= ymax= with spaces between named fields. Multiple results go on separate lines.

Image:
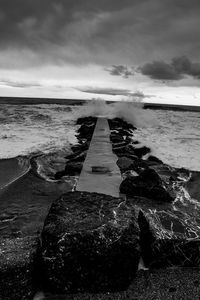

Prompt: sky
xmin=0 ymin=0 xmax=200 ymax=105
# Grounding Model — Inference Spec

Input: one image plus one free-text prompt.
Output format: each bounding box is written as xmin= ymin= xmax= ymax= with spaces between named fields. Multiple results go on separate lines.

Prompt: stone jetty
xmin=76 ymin=118 xmax=121 ymax=197
xmin=0 ymin=115 xmax=200 ymax=299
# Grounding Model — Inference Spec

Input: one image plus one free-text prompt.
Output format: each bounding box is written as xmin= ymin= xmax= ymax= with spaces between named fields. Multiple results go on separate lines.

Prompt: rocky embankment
xmin=40 ymin=117 xmax=200 ymax=297
xmin=108 ymin=118 xmax=200 ymax=268
xmin=0 ymin=116 xmax=200 ymax=299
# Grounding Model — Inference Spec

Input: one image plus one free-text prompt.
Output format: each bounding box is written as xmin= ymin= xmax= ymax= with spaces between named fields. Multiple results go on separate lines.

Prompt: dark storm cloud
xmin=1 ymin=0 xmax=200 ymax=68
xmin=105 ymin=65 xmax=134 ymax=78
xmin=139 ymin=56 xmax=200 ymax=81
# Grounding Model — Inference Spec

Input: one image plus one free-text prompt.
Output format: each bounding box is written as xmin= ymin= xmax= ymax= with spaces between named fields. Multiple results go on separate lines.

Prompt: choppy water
xmin=0 ymin=101 xmax=200 ymax=171
xmin=0 ymin=104 xmax=78 ymax=158
xmin=133 ymin=109 xmax=200 ymax=171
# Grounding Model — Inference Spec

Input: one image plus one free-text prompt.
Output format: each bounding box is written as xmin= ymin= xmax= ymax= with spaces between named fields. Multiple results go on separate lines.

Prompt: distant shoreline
xmin=0 ymin=96 xmax=199 ymax=112
xmin=143 ymin=102 xmax=200 ymax=112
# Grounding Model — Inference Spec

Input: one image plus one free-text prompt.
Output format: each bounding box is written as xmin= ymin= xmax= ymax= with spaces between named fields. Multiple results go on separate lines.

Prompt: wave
xmin=75 ymin=99 xmax=158 ymax=128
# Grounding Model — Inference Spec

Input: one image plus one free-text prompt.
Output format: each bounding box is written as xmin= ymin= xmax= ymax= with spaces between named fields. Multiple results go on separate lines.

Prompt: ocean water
xmin=0 ymin=104 xmax=78 ymax=158
xmin=0 ymin=101 xmax=200 ymax=171
xmin=133 ymin=109 xmax=200 ymax=171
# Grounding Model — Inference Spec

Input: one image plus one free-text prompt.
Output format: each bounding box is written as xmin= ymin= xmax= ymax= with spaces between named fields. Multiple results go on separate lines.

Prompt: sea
xmin=0 ymin=98 xmax=200 ymax=172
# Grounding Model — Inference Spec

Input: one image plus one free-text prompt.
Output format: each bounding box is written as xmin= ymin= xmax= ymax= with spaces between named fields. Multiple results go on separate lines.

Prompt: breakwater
xmin=0 ymin=116 xmax=200 ymax=299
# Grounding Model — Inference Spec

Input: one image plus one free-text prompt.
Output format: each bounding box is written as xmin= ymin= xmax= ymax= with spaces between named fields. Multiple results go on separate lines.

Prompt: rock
xmin=127 ymin=182 xmax=200 ymax=269
xmin=186 ymin=171 xmax=200 ymax=200
xmin=65 ymin=162 xmax=83 ymax=176
xmin=117 ymin=157 xmax=134 ymax=171
xmin=71 ymin=142 xmax=89 ymax=154
xmin=113 ymin=145 xmax=150 ymax=160
xmin=120 ymin=169 xmax=174 ymax=203
xmin=54 ymin=170 xmax=66 ymax=180
xmin=55 ymin=162 xmax=83 ymax=179
xmin=133 ymin=146 xmax=151 ymax=158
xmin=110 ymin=134 xmax=124 ymax=144
xmin=108 ymin=118 xmax=136 ymax=131
xmin=0 ymin=236 xmax=38 ymax=300
xmin=41 ymin=191 xmax=140 ymax=294
xmin=66 ymin=151 xmax=87 ymax=163
xmin=76 ymin=117 xmax=97 ymax=126
xmin=76 ymin=125 xmax=95 ymax=140
xmin=147 ymin=155 xmax=163 ymax=165
xmin=139 ymin=168 xmax=162 ymax=185
xmin=118 ymin=129 xmax=133 ymax=137
xmin=113 ymin=145 xmax=135 ymax=157
xmin=54 ymin=162 xmax=83 ymax=179
xmin=136 ymin=207 xmax=200 ymax=268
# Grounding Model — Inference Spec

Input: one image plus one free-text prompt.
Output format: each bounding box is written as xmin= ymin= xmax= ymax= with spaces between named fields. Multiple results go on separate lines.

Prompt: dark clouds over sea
xmin=1 ymin=0 xmax=200 ymax=68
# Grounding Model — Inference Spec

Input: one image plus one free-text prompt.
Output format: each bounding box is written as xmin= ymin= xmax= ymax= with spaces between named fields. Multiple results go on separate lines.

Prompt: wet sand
xmin=0 ymin=157 xmax=30 ymax=190
xmin=0 ymin=158 xmax=75 ymax=239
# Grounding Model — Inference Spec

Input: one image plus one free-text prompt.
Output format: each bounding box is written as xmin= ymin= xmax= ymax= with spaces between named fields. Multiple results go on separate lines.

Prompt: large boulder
xmin=0 ymin=236 xmax=38 ymax=300
xmin=120 ymin=169 xmax=174 ymax=203
xmin=136 ymin=204 xmax=200 ymax=268
xmin=127 ymin=183 xmax=200 ymax=269
xmin=41 ymin=191 xmax=140 ymax=294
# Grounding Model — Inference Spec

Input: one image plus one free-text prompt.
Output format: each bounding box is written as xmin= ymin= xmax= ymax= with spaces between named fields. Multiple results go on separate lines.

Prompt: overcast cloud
xmin=1 ymin=0 xmax=200 ymax=68
xmin=0 ymin=0 xmax=200 ymax=102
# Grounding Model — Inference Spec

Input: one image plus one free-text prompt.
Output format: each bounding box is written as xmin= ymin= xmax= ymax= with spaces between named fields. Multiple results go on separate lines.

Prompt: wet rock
xmin=0 ymin=236 xmax=38 ymax=300
xmin=117 ymin=157 xmax=134 ymax=171
xmin=129 ymin=190 xmax=200 ymax=269
xmin=54 ymin=170 xmax=66 ymax=180
xmin=41 ymin=191 xmax=140 ymax=294
xmin=113 ymin=145 xmax=150 ymax=160
xmin=55 ymin=162 xmax=83 ymax=179
xmin=76 ymin=117 xmax=97 ymax=126
xmin=108 ymin=118 xmax=136 ymax=131
xmin=132 ymin=146 xmax=151 ymax=158
xmin=66 ymin=151 xmax=87 ymax=163
xmin=118 ymin=129 xmax=133 ymax=137
xmin=147 ymin=155 xmax=163 ymax=165
xmin=186 ymin=171 xmax=200 ymax=200
xmin=71 ymin=142 xmax=89 ymax=154
xmin=120 ymin=169 xmax=174 ymax=202
xmin=110 ymin=134 xmax=124 ymax=144
xmin=65 ymin=162 xmax=83 ymax=176
xmin=139 ymin=210 xmax=200 ymax=268
xmin=113 ymin=145 xmax=135 ymax=157
xmin=76 ymin=125 xmax=94 ymax=140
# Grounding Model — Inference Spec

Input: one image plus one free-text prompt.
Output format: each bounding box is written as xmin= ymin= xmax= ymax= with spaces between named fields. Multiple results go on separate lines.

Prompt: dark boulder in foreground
xmin=0 ymin=237 xmax=38 ymax=300
xmin=136 ymin=204 xmax=200 ymax=268
xmin=120 ymin=169 xmax=174 ymax=203
xmin=41 ymin=191 xmax=140 ymax=294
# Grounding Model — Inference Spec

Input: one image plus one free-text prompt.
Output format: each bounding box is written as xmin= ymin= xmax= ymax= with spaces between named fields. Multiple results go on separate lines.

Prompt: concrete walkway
xmin=76 ymin=118 xmax=121 ymax=197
